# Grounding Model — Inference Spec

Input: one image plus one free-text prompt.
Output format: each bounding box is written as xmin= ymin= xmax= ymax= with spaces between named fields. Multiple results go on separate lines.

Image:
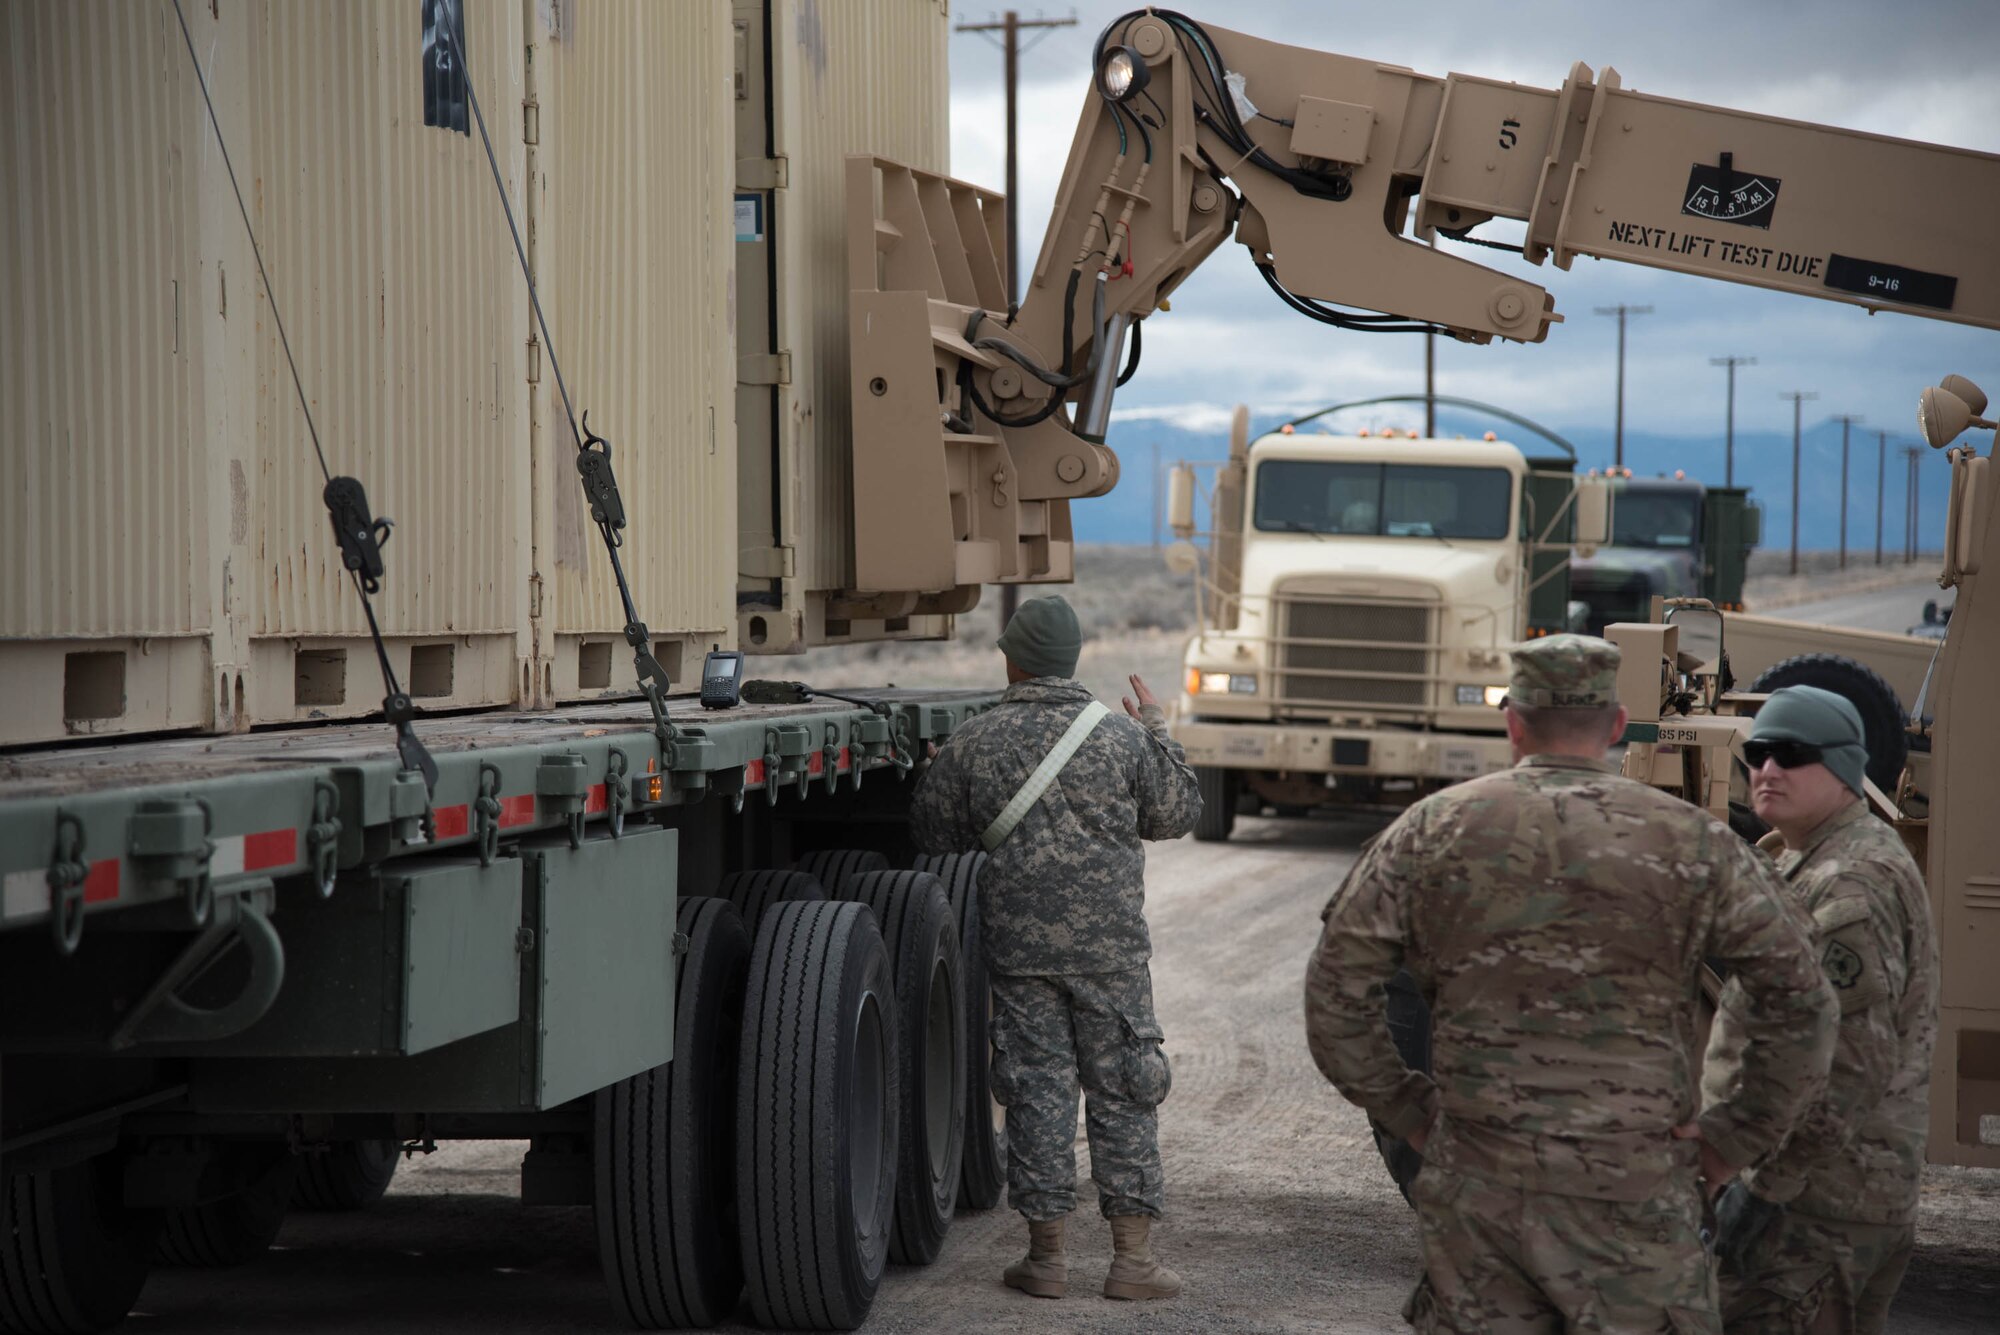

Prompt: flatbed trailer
xmin=0 ymin=686 xmax=1000 ymax=1332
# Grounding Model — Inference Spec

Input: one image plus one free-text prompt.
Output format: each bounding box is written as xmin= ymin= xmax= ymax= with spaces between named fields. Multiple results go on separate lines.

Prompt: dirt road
xmin=136 ymin=807 xmax=1997 ymax=1332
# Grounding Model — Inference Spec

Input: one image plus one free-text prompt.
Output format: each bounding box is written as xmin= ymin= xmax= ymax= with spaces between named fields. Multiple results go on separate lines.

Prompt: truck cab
xmin=1569 ymin=475 xmax=1760 ymax=632
xmin=1171 ymin=428 xmax=1590 ymax=829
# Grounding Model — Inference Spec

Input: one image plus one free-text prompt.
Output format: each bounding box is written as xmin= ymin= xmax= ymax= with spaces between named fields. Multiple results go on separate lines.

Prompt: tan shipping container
xmin=1 ymin=0 xmax=967 ymax=746
xmin=2 ymin=0 xmax=737 ymax=744
xmin=733 ymin=0 xmax=958 ymax=653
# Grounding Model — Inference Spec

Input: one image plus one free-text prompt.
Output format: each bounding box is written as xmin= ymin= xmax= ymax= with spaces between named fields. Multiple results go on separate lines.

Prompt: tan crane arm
xmin=843 ymin=7 xmax=1999 ymax=599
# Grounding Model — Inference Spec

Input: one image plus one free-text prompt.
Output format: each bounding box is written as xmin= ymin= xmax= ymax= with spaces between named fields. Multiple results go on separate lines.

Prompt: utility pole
xmin=1710 ymin=355 xmax=1755 ymax=487
xmin=1150 ymin=440 xmax=1161 ymax=551
xmin=1779 ymin=391 xmax=1818 ymax=576
xmin=1424 ymin=329 xmax=1437 ymax=437
xmin=1830 ymin=413 xmax=1863 ymax=569
xmin=1902 ymin=445 xmax=1924 ymax=561
xmin=1594 ymin=304 xmax=1652 ymax=467
xmin=959 ymin=9 xmax=1077 ymax=627
xmin=1874 ymin=430 xmax=1888 ymax=565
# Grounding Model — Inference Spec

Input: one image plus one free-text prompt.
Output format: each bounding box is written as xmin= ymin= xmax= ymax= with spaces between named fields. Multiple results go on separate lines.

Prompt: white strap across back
xmin=980 ymin=701 xmax=1110 ymax=852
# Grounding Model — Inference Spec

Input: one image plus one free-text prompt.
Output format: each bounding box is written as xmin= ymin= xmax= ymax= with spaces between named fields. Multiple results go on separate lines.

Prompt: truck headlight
xmin=1191 ymin=671 xmax=1257 ymax=695
xmin=1456 ymin=685 xmax=1510 ymax=707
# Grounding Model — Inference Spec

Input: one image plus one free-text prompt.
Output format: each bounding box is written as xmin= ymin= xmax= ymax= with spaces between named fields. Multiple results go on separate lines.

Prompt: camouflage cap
xmin=1505 ymin=633 xmax=1621 ymax=709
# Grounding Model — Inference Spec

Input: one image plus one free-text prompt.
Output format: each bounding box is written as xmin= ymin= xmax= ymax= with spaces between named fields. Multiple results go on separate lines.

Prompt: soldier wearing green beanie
xmin=1705 ymin=685 xmax=1940 ymax=1335
xmin=909 ymin=595 xmax=1202 ymax=1301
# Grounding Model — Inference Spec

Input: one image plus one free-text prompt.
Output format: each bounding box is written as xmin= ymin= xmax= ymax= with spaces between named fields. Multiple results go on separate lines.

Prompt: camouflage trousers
xmin=1720 ymin=1211 xmax=1914 ymax=1335
xmin=1407 ymin=1164 xmax=1721 ymax=1334
xmin=988 ymin=967 xmax=1172 ymax=1221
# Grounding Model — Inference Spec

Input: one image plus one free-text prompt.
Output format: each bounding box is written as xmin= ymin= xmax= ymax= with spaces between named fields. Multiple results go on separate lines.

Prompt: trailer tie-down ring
xmin=108 ymin=890 xmax=285 ymax=1049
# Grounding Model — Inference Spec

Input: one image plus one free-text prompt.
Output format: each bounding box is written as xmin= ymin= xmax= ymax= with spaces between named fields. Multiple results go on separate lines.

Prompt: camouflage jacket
xmin=1702 ymin=800 xmax=1939 ymax=1223
xmin=1304 ymin=754 xmax=1839 ymax=1202
xmin=908 ymin=677 xmax=1201 ymax=976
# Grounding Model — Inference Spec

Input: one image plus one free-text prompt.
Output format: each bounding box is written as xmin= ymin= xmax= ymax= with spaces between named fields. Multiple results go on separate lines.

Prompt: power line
xmin=957 ymin=9 xmax=1078 ymax=628
xmin=1594 ymin=304 xmax=1652 ymax=467
xmin=1830 ymin=414 xmax=1863 ymax=570
xmin=1709 ymin=356 xmax=1755 ymax=488
xmin=1778 ymin=391 xmax=1819 ymax=576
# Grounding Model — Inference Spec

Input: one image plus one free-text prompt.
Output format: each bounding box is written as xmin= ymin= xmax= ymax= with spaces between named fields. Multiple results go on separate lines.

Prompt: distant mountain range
xmin=1093 ymin=405 xmax=1949 ymax=555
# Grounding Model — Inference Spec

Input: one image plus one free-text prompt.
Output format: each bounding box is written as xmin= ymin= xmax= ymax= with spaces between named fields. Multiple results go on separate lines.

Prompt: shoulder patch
xmin=1822 ymin=938 xmax=1865 ymax=991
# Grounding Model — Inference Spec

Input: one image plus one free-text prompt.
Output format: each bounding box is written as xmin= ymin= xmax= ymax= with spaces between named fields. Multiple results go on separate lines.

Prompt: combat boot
xmin=1002 ymin=1216 xmax=1068 ymax=1298
xmin=1103 ymin=1213 xmax=1182 ymax=1300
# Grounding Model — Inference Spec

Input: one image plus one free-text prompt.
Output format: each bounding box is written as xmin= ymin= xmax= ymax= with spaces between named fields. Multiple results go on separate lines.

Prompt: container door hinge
xmin=522 ymin=100 xmax=539 ymax=145
xmin=526 ymin=337 xmax=542 ymax=384
xmin=736 ymin=156 xmax=788 ymax=191
xmin=516 ymin=926 xmax=536 ymax=954
xmin=737 ymin=351 xmax=792 ymax=386
xmin=739 ymin=545 xmax=796 ymax=580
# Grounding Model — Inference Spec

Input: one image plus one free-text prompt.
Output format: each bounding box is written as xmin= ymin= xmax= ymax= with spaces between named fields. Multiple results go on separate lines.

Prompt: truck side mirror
xmin=1168 ymin=463 xmax=1197 ymax=538
xmin=1229 ymin=403 xmax=1251 ymax=460
xmin=1743 ymin=503 xmax=1762 ymax=548
xmin=1572 ymin=475 xmax=1613 ymax=555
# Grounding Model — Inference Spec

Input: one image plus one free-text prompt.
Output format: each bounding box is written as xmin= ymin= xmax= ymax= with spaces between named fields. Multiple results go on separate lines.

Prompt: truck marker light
xmin=646 ymin=775 xmax=665 ymax=803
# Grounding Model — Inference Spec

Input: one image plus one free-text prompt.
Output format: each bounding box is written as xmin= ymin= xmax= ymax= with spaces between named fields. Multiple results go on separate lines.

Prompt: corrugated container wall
xmin=0 ymin=1 xmax=736 ymax=744
xmin=734 ymin=0 xmax=953 ymax=653
xmin=534 ymin=2 xmax=735 ymax=700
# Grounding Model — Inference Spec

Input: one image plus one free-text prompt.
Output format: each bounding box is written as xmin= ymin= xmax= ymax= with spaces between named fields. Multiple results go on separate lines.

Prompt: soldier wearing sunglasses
xmin=1702 ymin=686 xmax=1940 ymax=1335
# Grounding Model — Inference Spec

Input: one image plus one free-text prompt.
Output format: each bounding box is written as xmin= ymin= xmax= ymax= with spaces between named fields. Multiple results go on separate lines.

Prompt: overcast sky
xmin=945 ymin=1 xmax=2000 ymax=449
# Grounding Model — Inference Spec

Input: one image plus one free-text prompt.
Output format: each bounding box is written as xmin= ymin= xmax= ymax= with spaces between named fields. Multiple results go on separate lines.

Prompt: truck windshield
xmin=1251 ymin=461 xmax=1514 ymax=539
xmin=1612 ymin=491 xmax=1701 ymax=548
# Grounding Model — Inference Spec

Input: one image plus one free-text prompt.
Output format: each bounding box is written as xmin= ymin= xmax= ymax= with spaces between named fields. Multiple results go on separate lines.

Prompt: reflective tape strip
xmin=213 ymin=829 xmax=299 ymax=876
xmin=498 ymin=795 xmax=536 ymax=828
xmin=2 ymin=859 xmax=119 ymax=919
xmin=3 ymin=869 xmax=43 ymax=920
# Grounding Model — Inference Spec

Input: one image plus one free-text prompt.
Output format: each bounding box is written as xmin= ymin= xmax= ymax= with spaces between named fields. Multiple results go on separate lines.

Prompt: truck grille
xmin=1277 ymin=599 xmax=1432 ymax=710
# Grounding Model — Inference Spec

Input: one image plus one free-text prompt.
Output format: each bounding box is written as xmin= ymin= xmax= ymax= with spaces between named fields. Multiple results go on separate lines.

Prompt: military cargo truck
xmin=1568 ymin=473 xmax=1761 ymax=632
xmin=1161 ymin=409 xmax=1610 ymax=837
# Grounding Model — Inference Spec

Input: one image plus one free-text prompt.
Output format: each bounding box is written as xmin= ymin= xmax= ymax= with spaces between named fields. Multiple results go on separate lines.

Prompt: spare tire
xmin=836 ymin=871 xmax=966 ymax=1264
xmin=595 ymin=896 xmax=751 ymax=1329
xmin=737 ymin=900 xmax=897 ymax=1330
xmin=292 ymin=1139 xmax=399 ymax=1211
xmin=911 ymin=851 xmax=1003 ymax=1211
xmin=792 ymin=849 xmax=891 ymax=897
xmin=1747 ymin=653 xmax=1908 ymax=793
xmin=715 ymin=869 xmax=825 ymax=936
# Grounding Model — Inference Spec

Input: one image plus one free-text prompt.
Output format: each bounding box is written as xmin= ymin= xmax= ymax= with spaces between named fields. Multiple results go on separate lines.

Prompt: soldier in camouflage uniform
xmin=1702 ymin=686 xmax=1939 ymax=1334
xmin=909 ymin=595 xmax=1202 ymax=1301
xmin=1304 ymin=634 xmax=1839 ymax=1334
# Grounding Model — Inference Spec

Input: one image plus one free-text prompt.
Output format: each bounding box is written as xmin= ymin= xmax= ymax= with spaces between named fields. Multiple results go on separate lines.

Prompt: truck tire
xmin=910 ymin=852 xmax=1004 ymax=1211
xmin=835 ymin=872 xmax=965 ymax=1264
xmin=737 ymin=900 xmax=897 ymax=1330
xmin=0 ymin=1154 xmax=160 ymax=1335
xmin=792 ymin=849 xmax=890 ymax=897
xmin=1193 ymin=768 xmax=1236 ymax=842
xmin=291 ymin=1139 xmax=399 ymax=1211
xmin=715 ymin=869 xmax=825 ymax=936
xmin=154 ymin=1149 xmax=295 ymax=1268
xmin=1747 ymin=653 xmax=1909 ymax=793
xmin=595 ymin=895 xmax=751 ymax=1329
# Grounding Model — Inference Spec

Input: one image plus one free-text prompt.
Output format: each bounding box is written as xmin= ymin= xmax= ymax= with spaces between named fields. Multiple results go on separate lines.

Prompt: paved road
xmin=1766 ymin=575 xmax=1951 ymax=635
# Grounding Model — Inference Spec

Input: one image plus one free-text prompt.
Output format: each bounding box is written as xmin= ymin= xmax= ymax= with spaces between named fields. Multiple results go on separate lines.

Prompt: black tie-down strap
xmin=323 ymin=475 xmax=439 ymax=792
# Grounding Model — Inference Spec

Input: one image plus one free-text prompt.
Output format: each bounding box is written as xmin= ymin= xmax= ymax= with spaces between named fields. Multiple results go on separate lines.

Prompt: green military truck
xmin=1568 ymin=474 xmax=1762 ymax=632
